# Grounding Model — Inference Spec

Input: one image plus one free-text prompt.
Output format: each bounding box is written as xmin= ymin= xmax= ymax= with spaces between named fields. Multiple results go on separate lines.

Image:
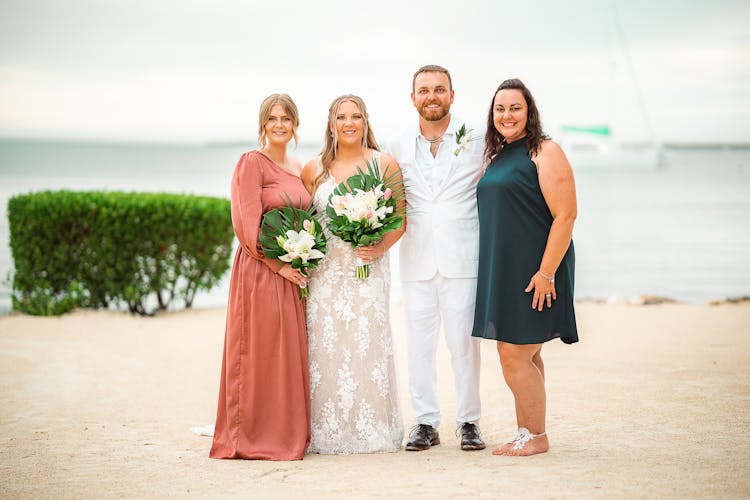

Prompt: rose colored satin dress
xmin=210 ymin=150 xmax=311 ymax=460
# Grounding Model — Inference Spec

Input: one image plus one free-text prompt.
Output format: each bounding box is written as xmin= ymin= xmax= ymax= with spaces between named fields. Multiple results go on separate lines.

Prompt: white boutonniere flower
xmin=454 ymin=124 xmax=477 ymax=156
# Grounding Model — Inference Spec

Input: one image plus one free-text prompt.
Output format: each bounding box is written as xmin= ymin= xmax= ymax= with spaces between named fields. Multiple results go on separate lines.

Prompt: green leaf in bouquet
xmin=332 ymin=181 xmax=351 ymax=197
xmin=262 ymin=209 xmax=284 ymax=234
xmin=381 ymin=218 xmax=403 ymax=233
xmin=260 ymin=209 xmax=286 ymax=258
xmin=347 ymin=175 xmax=364 ymax=191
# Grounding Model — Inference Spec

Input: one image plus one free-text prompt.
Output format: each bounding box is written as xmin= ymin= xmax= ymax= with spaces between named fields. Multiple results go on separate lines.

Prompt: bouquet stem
xmin=354 ymin=257 xmax=370 ymax=279
xmin=299 ymin=284 xmax=309 ymax=299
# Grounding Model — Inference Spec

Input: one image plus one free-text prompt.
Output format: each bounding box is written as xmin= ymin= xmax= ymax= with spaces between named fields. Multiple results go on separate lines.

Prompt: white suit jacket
xmin=387 ymin=115 xmax=485 ymax=282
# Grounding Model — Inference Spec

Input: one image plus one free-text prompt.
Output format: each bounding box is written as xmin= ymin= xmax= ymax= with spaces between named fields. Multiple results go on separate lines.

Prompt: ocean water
xmin=1 ymin=140 xmax=749 ymax=315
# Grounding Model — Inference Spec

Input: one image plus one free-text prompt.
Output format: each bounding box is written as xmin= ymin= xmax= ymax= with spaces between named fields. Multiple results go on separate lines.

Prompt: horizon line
xmin=1 ymin=136 xmax=750 ymax=150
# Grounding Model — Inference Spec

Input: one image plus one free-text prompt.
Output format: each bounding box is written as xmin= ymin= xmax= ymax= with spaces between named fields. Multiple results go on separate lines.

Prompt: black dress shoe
xmin=459 ymin=422 xmax=486 ymax=451
xmin=405 ymin=424 xmax=440 ymax=451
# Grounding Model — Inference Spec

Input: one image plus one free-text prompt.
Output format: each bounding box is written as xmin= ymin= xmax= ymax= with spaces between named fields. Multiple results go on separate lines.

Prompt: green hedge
xmin=8 ymin=190 xmax=234 ymax=316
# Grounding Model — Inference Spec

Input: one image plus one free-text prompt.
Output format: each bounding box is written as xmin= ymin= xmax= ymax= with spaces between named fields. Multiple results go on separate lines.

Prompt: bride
xmin=301 ymin=94 xmax=406 ymax=454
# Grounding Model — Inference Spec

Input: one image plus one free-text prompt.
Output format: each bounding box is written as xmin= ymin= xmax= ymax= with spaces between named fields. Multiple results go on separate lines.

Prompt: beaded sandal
xmin=510 ymin=427 xmax=546 ymax=451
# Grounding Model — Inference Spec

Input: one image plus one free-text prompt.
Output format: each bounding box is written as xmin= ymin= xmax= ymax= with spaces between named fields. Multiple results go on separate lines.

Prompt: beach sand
xmin=1 ymin=302 xmax=749 ymax=498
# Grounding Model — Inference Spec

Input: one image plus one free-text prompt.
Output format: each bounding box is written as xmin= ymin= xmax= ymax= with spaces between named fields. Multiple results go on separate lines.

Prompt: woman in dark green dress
xmin=471 ymin=79 xmax=578 ymax=456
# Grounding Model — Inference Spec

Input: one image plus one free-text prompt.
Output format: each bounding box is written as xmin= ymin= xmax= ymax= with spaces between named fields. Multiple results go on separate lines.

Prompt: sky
xmin=1 ymin=0 xmax=749 ymax=144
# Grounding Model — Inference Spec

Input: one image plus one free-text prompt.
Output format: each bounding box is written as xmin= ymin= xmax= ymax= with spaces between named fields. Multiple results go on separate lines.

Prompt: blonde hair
xmin=314 ymin=94 xmax=380 ymax=191
xmin=257 ymin=93 xmax=299 ymax=147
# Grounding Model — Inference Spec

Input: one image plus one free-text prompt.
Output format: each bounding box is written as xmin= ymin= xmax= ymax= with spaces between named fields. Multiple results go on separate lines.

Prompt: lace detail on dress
xmin=306 ymin=168 xmax=404 ymax=455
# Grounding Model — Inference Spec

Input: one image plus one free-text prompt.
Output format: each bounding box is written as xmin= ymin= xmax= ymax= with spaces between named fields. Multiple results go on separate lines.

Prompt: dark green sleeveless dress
xmin=471 ymin=138 xmax=578 ymax=345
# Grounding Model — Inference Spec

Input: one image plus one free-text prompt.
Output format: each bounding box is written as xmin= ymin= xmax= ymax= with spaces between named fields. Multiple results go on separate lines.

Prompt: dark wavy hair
xmin=484 ymin=78 xmax=549 ymax=163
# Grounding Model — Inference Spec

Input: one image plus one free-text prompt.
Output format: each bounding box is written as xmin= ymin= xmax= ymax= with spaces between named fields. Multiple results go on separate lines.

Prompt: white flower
xmin=278 ymin=229 xmax=325 ymax=263
xmin=331 ymin=186 xmax=390 ymax=229
xmin=329 ymin=193 xmax=347 ymax=216
xmin=458 ymin=134 xmax=473 ymax=150
xmin=454 ymin=123 xmax=476 ymax=156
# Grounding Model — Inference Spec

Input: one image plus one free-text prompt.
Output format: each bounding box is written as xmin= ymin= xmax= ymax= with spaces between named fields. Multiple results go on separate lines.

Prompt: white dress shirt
xmin=415 ymin=131 xmax=456 ymax=193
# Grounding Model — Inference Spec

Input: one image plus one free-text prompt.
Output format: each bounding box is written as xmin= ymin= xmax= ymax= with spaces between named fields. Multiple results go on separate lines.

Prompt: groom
xmin=388 ymin=65 xmax=485 ymax=451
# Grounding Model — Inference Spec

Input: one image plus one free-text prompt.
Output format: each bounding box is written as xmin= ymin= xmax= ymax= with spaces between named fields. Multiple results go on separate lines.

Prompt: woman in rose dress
xmin=210 ymin=94 xmax=312 ymax=460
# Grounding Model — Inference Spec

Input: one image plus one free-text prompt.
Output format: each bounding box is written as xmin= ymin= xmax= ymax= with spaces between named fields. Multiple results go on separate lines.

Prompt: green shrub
xmin=8 ymin=190 xmax=234 ymax=316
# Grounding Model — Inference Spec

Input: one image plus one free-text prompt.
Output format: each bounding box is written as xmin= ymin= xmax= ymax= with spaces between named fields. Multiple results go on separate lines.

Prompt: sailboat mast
xmin=610 ymin=0 xmax=657 ymax=145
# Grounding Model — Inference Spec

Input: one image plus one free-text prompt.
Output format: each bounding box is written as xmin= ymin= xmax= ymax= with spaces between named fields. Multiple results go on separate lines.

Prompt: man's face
xmin=411 ymin=71 xmax=454 ymax=122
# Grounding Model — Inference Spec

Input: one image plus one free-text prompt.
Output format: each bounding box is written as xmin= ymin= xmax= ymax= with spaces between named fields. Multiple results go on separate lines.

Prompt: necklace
xmin=426 ymin=135 xmax=443 ymax=144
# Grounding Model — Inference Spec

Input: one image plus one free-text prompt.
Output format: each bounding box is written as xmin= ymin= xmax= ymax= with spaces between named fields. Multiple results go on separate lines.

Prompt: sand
xmin=1 ymin=302 xmax=749 ymax=499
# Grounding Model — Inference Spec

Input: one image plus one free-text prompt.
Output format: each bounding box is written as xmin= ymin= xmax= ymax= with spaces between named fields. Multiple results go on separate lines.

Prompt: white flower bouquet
xmin=326 ymin=159 xmax=403 ymax=279
xmin=259 ymin=200 xmax=327 ymax=298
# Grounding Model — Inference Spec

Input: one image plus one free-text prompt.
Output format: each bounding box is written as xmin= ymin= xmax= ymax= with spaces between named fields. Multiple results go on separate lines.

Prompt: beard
xmin=418 ymin=102 xmax=450 ymax=121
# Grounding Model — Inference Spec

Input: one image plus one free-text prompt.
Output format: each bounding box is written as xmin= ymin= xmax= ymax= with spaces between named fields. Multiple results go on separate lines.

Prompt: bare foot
xmin=501 ymin=434 xmax=549 ymax=457
xmin=491 ymin=442 xmax=515 ymax=455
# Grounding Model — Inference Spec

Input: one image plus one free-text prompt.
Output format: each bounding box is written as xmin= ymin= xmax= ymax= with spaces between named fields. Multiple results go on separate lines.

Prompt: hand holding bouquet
xmin=326 ymin=159 xmax=404 ymax=279
xmin=259 ymin=199 xmax=327 ymax=298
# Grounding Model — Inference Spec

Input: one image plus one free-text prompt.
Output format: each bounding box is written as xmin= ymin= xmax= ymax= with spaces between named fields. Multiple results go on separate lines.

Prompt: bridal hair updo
xmin=257 ymin=93 xmax=300 ymax=147
xmin=483 ymin=78 xmax=549 ymax=164
xmin=314 ymin=94 xmax=380 ymax=191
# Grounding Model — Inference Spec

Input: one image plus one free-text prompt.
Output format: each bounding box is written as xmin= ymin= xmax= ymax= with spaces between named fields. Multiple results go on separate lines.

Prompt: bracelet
xmin=538 ymin=270 xmax=555 ymax=283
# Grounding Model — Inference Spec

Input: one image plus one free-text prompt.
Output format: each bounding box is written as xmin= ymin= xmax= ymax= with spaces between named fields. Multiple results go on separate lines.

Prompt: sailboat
xmin=557 ymin=2 xmax=662 ymax=168
xmin=558 ymin=124 xmax=662 ymax=168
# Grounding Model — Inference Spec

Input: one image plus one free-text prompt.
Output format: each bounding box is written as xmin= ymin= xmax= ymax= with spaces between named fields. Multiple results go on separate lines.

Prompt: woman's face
xmin=493 ymin=89 xmax=528 ymax=143
xmin=264 ymin=104 xmax=294 ymax=146
xmin=333 ymin=100 xmax=365 ymax=146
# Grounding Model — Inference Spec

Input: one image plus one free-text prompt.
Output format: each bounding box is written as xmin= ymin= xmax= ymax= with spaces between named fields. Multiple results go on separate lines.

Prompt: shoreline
xmin=577 ymin=294 xmax=750 ymax=306
xmin=2 ymin=293 xmax=750 ymax=318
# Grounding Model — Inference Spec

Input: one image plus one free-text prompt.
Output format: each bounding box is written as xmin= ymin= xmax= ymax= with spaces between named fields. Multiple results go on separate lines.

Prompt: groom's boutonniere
xmin=454 ymin=124 xmax=477 ymax=156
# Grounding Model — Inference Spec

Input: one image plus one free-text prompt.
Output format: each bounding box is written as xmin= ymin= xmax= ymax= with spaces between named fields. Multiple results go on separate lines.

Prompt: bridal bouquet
xmin=326 ymin=159 xmax=403 ymax=279
xmin=259 ymin=200 xmax=327 ymax=298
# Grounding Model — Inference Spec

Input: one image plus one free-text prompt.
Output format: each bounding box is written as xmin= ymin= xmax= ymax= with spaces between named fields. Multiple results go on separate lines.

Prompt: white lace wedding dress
xmin=305 ymin=157 xmax=404 ymax=454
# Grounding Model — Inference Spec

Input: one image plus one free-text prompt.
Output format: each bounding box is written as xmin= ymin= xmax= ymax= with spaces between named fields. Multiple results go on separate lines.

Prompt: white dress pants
xmin=402 ymin=272 xmax=481 ymax=428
